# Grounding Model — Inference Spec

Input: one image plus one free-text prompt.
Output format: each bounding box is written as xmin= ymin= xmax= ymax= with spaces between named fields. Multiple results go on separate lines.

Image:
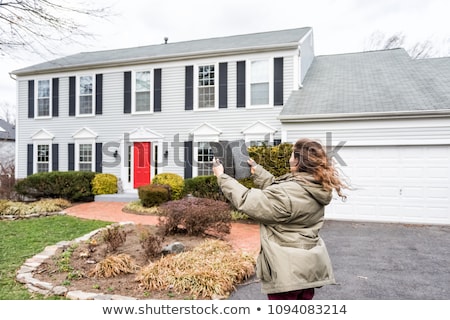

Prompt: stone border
xmin=0 ymin=211 xmax=66 ymax=221
xmin=15 ymin=221 xmax=137 ymax=300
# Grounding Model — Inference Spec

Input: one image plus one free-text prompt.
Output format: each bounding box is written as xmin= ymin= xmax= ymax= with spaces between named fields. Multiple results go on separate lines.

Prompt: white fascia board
xmin=279 ymin=110 xmax=450 ymax=122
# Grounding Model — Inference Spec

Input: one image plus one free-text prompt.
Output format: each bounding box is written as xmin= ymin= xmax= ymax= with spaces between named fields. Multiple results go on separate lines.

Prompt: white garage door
xmin=326 ymin=145 xmax=450 ymax=225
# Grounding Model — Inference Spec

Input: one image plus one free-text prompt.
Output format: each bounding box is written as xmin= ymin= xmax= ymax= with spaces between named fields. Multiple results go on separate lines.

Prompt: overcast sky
xmin=1 ymin=0 xmax=449 ymax=110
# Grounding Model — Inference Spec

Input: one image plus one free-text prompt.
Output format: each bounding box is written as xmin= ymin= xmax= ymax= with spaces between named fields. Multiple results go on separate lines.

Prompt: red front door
xmin=133 ymin=142 xmax=151 ymax=188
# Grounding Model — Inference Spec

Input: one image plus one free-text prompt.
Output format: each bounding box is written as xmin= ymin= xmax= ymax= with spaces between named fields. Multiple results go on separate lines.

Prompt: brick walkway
xmin=63 ymin=202 xmax=260 ymax=256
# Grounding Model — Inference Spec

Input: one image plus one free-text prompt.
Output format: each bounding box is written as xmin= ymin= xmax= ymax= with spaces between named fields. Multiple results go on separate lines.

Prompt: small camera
xmin=210 ymin=140 xmax=251 ymax=179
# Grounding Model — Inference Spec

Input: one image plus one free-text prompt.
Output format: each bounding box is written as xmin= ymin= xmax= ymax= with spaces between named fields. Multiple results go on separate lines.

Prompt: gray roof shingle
xmin=280 ymin=48 xmax=450 ymax=120
xmin=12 ymin=27 xmax=311 ymax=76
xmin=0 ymin=119 xmax=15 ymax=141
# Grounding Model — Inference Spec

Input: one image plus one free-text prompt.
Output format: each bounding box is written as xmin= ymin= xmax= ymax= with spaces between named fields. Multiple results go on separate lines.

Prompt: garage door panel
xmin=327 ymin=145 xmax=450 ymax=225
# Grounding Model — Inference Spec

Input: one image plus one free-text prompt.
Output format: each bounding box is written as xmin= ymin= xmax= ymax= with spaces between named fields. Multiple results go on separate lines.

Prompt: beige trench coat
xmin=217 ymin=165 xmax=336 ymax=294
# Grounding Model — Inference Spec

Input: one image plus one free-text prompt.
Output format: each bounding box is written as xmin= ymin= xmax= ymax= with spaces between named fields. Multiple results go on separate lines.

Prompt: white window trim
xmin=132 ymin=69 xmax=153 ymax=114
xmin=75 ymin=140 xmax=95 ymax=172
xmin=76 ymin=74 xmax=96 ymax=117
xmin=33 ymin=141 xmax=52 ymax=173
xmin=246 ymin=58 xmax=274 ymax=108
xmin=194 ymin=63 xmax=219 ymax=111
xmin=35 ymin=79 xmax=52 ymax=119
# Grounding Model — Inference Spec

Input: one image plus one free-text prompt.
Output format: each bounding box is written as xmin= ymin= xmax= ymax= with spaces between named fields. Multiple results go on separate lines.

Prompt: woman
xmin=213 ymin=138 xmax=348 ymax=300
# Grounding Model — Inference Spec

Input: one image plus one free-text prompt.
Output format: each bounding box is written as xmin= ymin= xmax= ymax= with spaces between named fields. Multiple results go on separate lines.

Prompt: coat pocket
xmin=256 ymin=252 xmax=273 ymax=282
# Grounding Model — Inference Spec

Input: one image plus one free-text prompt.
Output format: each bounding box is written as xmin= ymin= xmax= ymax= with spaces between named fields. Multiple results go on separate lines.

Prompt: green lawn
xmin=0 ymin=216 xmax=110 ymax=299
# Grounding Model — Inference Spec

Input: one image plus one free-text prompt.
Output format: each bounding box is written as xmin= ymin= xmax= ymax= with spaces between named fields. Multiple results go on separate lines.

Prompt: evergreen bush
xmin=14 ymin=171 xmax=95 ymax=202
xmin=152 ymin=173 xmax=185 ymax=200
xmin=92 ymin=173 xmax=118 ymax=195
xmin=138 ymin=184 xmax=171 ymax=208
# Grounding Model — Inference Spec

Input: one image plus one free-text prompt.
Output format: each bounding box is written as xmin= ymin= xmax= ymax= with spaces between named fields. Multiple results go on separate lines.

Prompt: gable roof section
xmin=12 ymin=27 xmax=311 ymax=76
xmin=279 ymin=49 xmax=450 ymax=121
xmin=0 ymin=119 xmax=15 ymax=141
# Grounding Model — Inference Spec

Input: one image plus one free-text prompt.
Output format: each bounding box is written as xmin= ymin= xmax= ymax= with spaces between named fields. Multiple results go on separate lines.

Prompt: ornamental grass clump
xmin=89 ymin=254 xmax=139 ymax=278
xmin=136 ymin=239 xmax=255 ymax=299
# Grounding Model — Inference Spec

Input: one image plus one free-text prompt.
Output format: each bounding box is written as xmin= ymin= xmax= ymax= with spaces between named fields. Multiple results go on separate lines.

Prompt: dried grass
xmin=89 ymin=253 xmax=140 ymax=278
xmin=136 ymin=239 xmax=255 ymax=299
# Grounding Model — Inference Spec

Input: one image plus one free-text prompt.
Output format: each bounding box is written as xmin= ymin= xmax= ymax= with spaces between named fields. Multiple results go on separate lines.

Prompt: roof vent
xmin=164 ymin=37 xmax=168 ymax=44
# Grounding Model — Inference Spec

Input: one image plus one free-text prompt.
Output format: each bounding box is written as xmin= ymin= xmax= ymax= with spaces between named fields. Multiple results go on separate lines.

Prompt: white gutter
xmin=278 ymin=109 xmax=450 ymax=122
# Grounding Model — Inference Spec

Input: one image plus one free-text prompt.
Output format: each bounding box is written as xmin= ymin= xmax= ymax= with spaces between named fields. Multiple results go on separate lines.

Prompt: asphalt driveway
xmin=229 ymin=220 xmax=450 ymax=300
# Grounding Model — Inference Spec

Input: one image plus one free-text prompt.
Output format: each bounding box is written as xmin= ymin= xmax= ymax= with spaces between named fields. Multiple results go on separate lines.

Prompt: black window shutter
xmin=69 ymin=76 xmax=76 ymax=116
xmin=27 ymin=144 xmax=33 ymax=176
xmin=52 ymin=144 xmax=59 ymax=171
xmin=274 ymin=57 xmax=284 ymax=106
xmin=184 ymin=141 xmax=193 ymax=178
xmin=236 ymin=61 xmax=246 ymax=108
xmin=154 ymin=68 xmax=162 ymax=112
xmin=28 ymin=80 xmax=34 ymax=118
xmin=96 ymin=143 xmax=102 ymax=173
xmin=219 ymin=62 xmax=228 ymax=108
xmin=124 ymin=71 xmax=132 ymax=113
xmin=68 ymin=143 xmax=75 ymax=171
xmin=185 ymin=66 xmax=193 ymax=110
xmin=52 ymin=78 xmax=59 ymax=117
xmin=273 ymin=139 xmax=281 ymax=146
xmin=96 ymin=74 xmax=103 ymax=115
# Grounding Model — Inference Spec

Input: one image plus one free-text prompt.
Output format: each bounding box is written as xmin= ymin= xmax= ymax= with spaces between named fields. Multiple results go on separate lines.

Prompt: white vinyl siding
xmin=15 ymin=53 xmax=288 ymax=180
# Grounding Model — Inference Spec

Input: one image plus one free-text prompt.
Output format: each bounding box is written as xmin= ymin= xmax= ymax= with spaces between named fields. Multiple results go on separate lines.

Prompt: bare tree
xmin=364 ymin=31 xmax=439 ymax=59
xmin=0 ymin=101 xmax=16 ymax=125
xmin=0 ymin=0 xmax=112 ymax=58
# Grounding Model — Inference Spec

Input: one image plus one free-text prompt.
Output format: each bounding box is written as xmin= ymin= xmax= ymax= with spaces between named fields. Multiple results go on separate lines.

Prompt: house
xmin=0 ymin=118 xmax=15 ymax=166
xmin=280 ymin=49 xmax=450 ymax=225
xmin=11 ymin=27 xmax=450 ymax=225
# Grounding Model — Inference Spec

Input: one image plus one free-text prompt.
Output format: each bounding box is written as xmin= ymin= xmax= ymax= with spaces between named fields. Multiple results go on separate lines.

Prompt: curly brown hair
xmin=293 ymin=138 xmax=348 ymax=199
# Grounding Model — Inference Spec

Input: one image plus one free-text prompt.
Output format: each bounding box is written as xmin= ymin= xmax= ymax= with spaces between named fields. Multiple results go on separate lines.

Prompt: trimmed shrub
xmin=152 ymin=173 xmax=185 ymax=200
xmin=248 ymin=142 xmax=292 ymax=177
xmin=92 ymin=173 xmax=118 ymax=195
xmin=158 ymin=197 xmax=232 ymax=237
xmin=183 ymin=175 xmax=227 ymax=201
xmin=138 ymin=183 xmax=171 ymax=208
xmin=14 ymin=171 xmax=96 ymax=202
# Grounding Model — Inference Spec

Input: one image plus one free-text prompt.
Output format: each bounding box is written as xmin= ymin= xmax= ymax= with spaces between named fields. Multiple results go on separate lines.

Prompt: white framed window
xmin=78 ymin=143 xmax=93 ymax=172
xmin=36 ymin=79 xmax=51 ymax=118
xmin=249 ymin=59 xmax=272 ymax=107
xmin=195 ymin=64 xmax=217 ymax=110
xmin=77 ymin=75 xmax=94 ymax=116
xmin=36 ymin=144 xmax=50 ymax=172
xmin=31 ymin=129 xmax=54 ymax=173
xmin=133 ymin=70 xmax=152 ymax=113
xmin=197 ymin=142 xmax=214 ymax=176
xmin=72 ymin=127 xmax=97 ymax=172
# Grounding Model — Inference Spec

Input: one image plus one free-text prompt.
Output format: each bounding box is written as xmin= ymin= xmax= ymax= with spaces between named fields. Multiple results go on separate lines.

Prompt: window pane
xmin=38 ymin=80 xmax=50 ymax=98
xmin=38 ymin=99 xmax=50 ymax=116
xmin=251 ymin=83 xmax=269 ymax=105
xmin=37 ymin=80 xmax=50 ymax=117
xmin=37 ymin=145 xmax=49 ymax=173
xmin=198 ymin=65 xmax=215 ymax=109
xmin=136 ymin=92 xmax=150 ymax=111
xmin=136 ymin=71 xmax=150 ymax=91
xmin=79 ymin=144 xmax=92 ymax=172
xmin=80 ymin=76 xmax=93 ymax=95
xmin=198 ymin=87 xmax=215 ymax=108
xmin=251 ymin=60 xmax=269 ymax=83
xmin=79 ymin=96 xmax=93 ymax=114
xmin=197 ymin=142 xmax=213 ymax=176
